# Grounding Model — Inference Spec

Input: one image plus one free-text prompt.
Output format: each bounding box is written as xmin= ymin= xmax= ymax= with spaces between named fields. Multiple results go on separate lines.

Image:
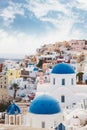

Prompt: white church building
xmin=37 ymin=62 xmax=87 ymax=109
xmin=26 ymin=94 xmax=62 ymax=129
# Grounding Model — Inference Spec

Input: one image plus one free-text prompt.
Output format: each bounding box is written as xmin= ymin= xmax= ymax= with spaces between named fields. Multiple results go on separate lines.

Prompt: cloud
xmin=0 ymin=1 xmax=24 ymax=26
xmin=26 ymin=0 xmax=80 ymax=33
xmin=73 ymin=0 xmax=87 ymax=11
xmin=0 ymin=24 xmax=83 ymax=58
xmin=0 ymin=0 xmax=86 ymax=28
xmin=27 ymin=0 xmax=70 ymax=23
xmin=0 ymin=30 xmax=36 ymax=55
xmin=0 ymin=0 xmax=84 ymax=30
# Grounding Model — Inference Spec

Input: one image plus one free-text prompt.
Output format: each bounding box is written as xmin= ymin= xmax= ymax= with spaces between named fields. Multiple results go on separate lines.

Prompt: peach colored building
xmin=69 ymin=40 xmax=87 ymax=50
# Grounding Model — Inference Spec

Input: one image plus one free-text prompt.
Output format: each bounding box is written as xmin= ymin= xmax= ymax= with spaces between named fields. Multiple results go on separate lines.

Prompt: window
xmin=4 ymin=86 xmax=6 ymax=89
xmin=58 ymin=123 xmax=65 ymax=130
xmin=62 ymin=79 xmax=65 ymax=85
xmin=16 ymin=116 xmax=20 ymax=125
xmin=10 ymin=73 xmax=13 ymax=76
xmin=10 ymin=116 xmax=14 ymax=125
xmin=4 ymin=82 xmax=6 ymax=84
xmin=61 ymin=95 xmax=65 ymax=103
xmin=24 ymin=85 xmax=26 ymax=89
xmin=45 ymin=77 xmax=47 ymax=79
xmin=42 ymin=121 xmax=45 ymax=128
xmin=53 ymin=78 xmax=55 ymax=85
xmin=71 ymin=78 xmax=74 ymax=85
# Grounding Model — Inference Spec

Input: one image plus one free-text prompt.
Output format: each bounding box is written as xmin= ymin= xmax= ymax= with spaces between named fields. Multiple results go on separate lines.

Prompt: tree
xmin=76 ymin=72 xmax=84 ymax=84
xmin=37 ymin=59 xmax=44 ymax=68
xmin=0 ymin=102 xmax=11 ymax=112
xmin=12 ymin=83 xmax=19 ymax=99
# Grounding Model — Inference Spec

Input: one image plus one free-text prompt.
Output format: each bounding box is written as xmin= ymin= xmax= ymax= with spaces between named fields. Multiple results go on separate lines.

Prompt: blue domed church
xmin=50 ymin=63 xmax=77 ymax=108
xmin=5 ymin=103 xmax=22 ymax=125
xmin=37 ymin=62 xmax=78 ymax=108
xmin=51 ymin=62 xmax=76 ymax=87
xmin=26 ymin=94 xmax=62 ymax=129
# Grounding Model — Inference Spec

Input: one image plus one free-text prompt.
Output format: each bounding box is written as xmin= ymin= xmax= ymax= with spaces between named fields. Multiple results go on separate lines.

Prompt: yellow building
xmin=6 ymin=69 xmax=21 ymax=84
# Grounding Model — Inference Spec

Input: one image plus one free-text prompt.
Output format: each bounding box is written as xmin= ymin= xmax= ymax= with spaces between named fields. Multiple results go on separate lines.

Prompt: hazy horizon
xmin=0 ymin=53 xmax=30 ymax=59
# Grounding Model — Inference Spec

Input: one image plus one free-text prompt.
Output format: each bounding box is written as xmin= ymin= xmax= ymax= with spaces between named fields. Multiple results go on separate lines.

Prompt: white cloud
xmin=27 ymin=0 xmax=70 ymax=20
xmin=0 ymin=1 xmax=24 ymax=26
xmin=75 ymin=0 xmax=87 ymax=10
xmin=0 ymin=0 xmax=83 ymax=29
xmin=76 ymin=0 xmax=87 ymax=5
xmin=0 ymin=30 xmax=37 ymax=56
xmin=26 ymin=0 xmax=80 ymax=31
xmin=26 ymin=0 xmax=86 ymax=39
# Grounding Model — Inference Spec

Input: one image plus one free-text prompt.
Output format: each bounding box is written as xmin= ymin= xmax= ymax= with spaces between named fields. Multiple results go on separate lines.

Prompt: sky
xmin=0 ymin=0 xmax=87 ymax=58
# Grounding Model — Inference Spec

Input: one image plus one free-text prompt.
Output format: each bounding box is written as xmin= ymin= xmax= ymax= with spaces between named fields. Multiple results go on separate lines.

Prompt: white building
xmin=8 ymin=77 xmax=36 ymax=98
xmin=26 ymin=94 xmax=62 ymax=129
xmin=36 ymin=62 xmax=87 ymax=109
xmin=3 ymin=60 xmax=19 ymax=70
xmin=83 ymin=64 xmax=87 ymax=84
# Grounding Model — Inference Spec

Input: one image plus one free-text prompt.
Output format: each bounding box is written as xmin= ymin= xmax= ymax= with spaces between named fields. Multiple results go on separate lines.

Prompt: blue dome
xmin=6 ymin=103 xmax=21 ymax=115
xmin=29 ymin=95 xmax=61 ymax=114
xmin=33 ymin=67 xmax=38 ymax=71
xmin=52 ymin=62 xmax=75 ymax=74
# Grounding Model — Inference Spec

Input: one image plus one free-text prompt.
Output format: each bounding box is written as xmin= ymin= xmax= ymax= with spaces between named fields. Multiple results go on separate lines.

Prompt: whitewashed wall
xmin=26 ymin=113 xmax=62 ymax=129
xmin=50 ymin=74 xmax=76 ymax=87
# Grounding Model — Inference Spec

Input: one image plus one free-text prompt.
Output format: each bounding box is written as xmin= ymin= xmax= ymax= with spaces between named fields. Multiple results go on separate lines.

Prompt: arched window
xmin=61 ymin=95 xmax=65 ymax=103
xmin=62 ymin=79 xmax=65 ymax=85
xmin=71 ymin=78 xmax=74 ymax=85
xmin=42 ymin=121 xmax=45 ymax=128
xmin=10 ymin=116 xmax=14 ymax=125
xmin=58 ymin=123 xmax=65 ymax=130
xmin=53 ymin=78 xmax=55 ymax=85
xmin=16 ymin=116 xmax=20 ymax=125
